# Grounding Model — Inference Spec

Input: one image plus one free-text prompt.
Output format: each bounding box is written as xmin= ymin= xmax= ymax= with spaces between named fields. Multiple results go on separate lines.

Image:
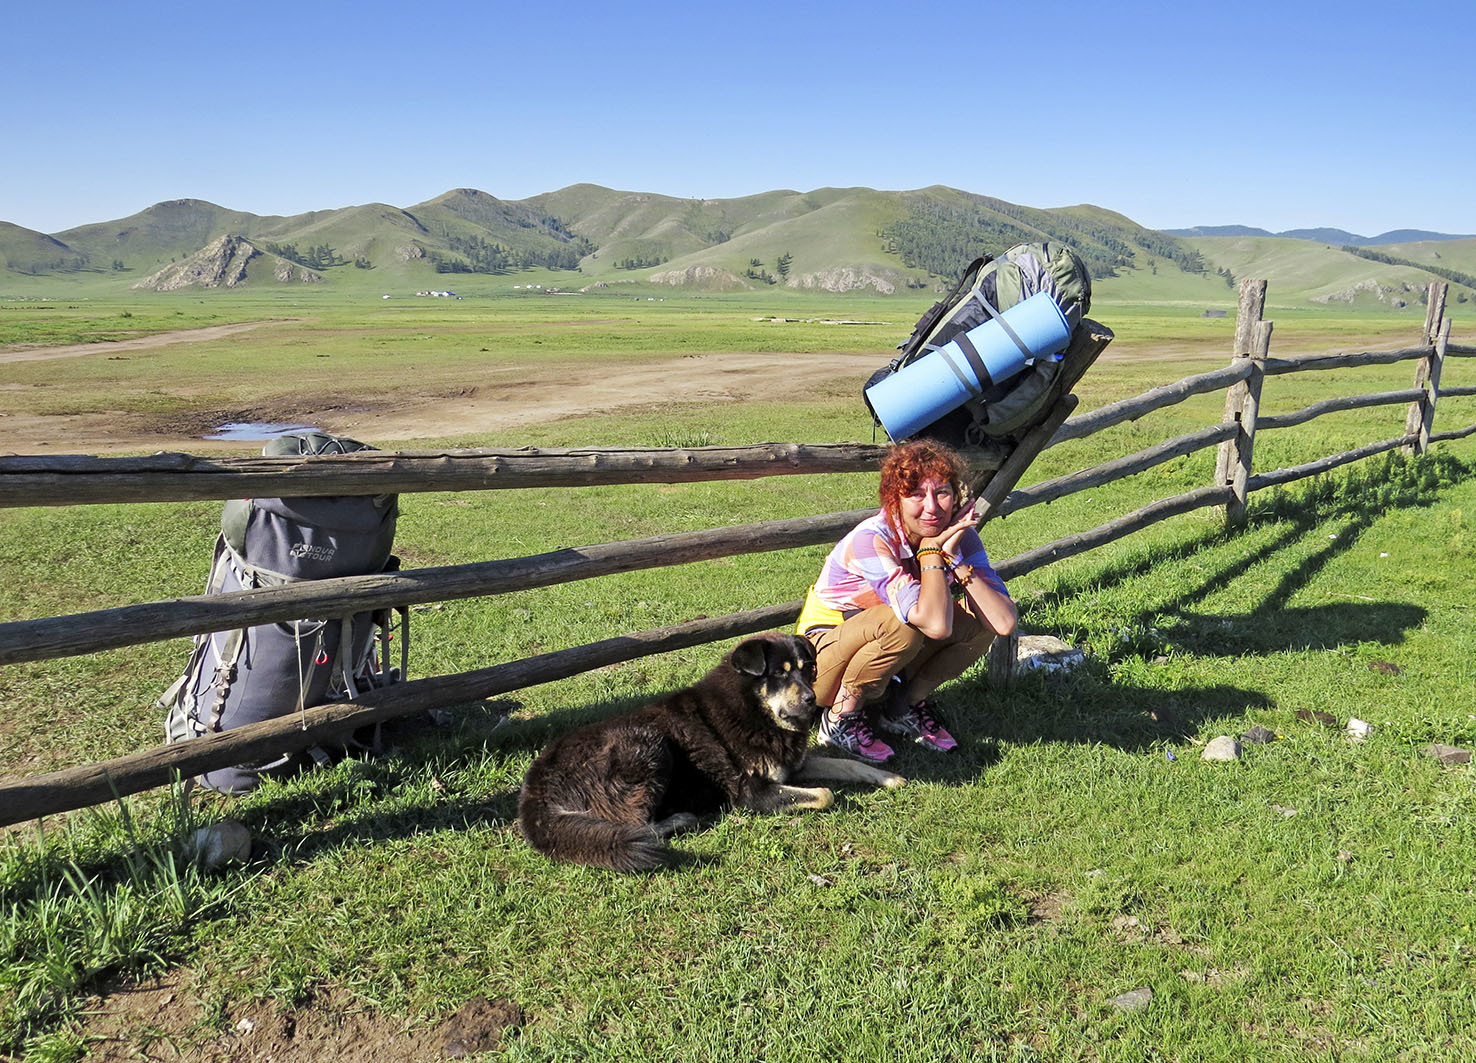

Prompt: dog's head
xmin=729 ymin=633 xmax=819 ymax=732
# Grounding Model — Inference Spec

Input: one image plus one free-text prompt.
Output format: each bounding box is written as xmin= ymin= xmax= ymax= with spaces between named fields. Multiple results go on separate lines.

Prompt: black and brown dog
xmin=518 ymin=632 xmax=905 ymax=871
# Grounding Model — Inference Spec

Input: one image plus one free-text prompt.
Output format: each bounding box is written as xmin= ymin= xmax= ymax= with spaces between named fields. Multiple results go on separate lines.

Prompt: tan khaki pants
xmin=806 ymin=599 xmax=995 ymax=709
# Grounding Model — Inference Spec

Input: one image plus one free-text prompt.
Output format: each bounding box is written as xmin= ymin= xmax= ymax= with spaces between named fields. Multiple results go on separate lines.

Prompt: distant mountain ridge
xmin=1164 ymin=224 xmax=1474 ymax=246
xmin=0 ymin=185 xmax=1193 ymax=294
xmin=2 ymin=187 xmax=1472 ymax=306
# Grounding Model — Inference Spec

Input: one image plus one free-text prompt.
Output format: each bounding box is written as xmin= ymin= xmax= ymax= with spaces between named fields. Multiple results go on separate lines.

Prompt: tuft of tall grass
xmin=0 ymin=786 xmax=252 ymax=1054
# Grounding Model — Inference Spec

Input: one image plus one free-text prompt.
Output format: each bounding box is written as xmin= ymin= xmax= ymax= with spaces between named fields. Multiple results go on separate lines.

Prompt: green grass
xmin=1 ymin=291 xmax=1474 ymax=1060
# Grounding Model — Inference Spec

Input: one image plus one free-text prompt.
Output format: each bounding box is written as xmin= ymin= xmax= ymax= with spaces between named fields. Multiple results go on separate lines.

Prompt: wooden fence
xmin=1 ymin=280 xmax=1470 ymax=826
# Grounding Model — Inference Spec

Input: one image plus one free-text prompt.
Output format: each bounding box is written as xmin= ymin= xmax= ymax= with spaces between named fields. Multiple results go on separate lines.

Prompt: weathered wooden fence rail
xmin=2 ymin=282 xmax=1471 ymax=826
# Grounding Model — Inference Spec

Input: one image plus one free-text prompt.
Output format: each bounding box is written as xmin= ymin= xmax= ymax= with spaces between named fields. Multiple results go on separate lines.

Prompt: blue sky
xmin=4 ymin=0 xmax=1472 ymax=237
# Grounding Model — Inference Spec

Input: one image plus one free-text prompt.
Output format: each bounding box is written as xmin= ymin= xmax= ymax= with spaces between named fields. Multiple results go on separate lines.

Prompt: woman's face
xmin=898 ymin=476 xmax=956 ymax=545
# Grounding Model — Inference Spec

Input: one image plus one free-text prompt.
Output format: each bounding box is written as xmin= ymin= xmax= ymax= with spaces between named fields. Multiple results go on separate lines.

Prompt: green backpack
xmin=867 ymin=242 xmax=1093 ymax=445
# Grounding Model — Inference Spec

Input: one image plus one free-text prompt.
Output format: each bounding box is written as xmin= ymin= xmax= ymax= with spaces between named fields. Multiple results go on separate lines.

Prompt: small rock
xmin=1109 ymin=987 xmax=1153 ymax=1012
xmin=1337 ymin=850 xmax=1355 ymax=863
xmin=1346 ymin=718 xmax=1373 ymax=741
xmin=1016 ymin=634 xmax=1087 ymax=674
xmin=188 ymin=820 xmax=252 ymax=869
xmin=1424 ymin=743 xmax=1472 ymax=765
xmin=807 ymin=874 xmax=832 ymax=887
xmin=1368 ymin=661 xmax=1402 ymax=676
xmin=1296 ymin=708 xmax=1337 ymax=727
xmin=1270 ymin=804 xmax=1298 ymax=817
xmin=1240 ymin=725 xmax=1277 ymax=745
xmin=1201 ymin=736 xmax=1243 ymax=761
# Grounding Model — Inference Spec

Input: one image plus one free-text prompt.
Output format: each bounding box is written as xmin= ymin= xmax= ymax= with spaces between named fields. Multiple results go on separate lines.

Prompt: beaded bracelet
xmin=916 ymin=546 xmax=944 ymax=557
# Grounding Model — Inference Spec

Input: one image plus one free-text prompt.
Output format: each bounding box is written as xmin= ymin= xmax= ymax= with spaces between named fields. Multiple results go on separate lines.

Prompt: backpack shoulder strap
xmin=896 ymin=255 xmax=990 ymax=369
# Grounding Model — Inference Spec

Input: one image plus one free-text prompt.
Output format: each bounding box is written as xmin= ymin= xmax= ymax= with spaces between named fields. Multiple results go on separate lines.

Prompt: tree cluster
xmin=429 ymin=230 xmax=594 ymax=274
xmin=746 ymin=258 xmax=776 ymax=284
xmin=259 ymin=242 xmax=346 ymax=269
xmin=1342 ymin=246 xmax=1476 ymax=293
xmin=615 ymin=254 xmax=668 ymax=270
xmin=878 ymin=194 xmax=1218 ymax=282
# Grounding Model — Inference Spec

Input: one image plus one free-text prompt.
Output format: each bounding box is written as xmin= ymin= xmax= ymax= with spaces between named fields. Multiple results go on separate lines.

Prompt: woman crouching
xmin=796 ymin=439 xmax=1018 ymax=763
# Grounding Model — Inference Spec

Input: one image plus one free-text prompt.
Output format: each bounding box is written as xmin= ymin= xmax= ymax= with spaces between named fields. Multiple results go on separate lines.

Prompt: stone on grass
xmin=1424 ymin=743 xmax=1472 ymax=765
xmin=1240 ymin=725 xmax=1277 ymax=745
xmin=1346 ymin=718 xmax=1373 ymax=741
xmin=1016 ymin=634 xmax=1086 ymax=674
xmin=1201 ymin=736 xmax=1243 ymax=762
xmin=188 ymin=820 xmax=252 ymax=869
xmin=1109 ymin=987 xmax=1153 ymax=1012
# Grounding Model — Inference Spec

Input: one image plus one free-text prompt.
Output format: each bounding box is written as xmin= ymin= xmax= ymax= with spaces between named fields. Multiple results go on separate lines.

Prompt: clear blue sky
xmin=4 ymin=0 xmax=1472 ymax=237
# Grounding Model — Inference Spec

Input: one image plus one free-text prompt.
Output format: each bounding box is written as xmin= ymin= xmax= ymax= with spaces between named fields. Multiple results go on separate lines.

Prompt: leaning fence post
xmin=1404 ymin=282 xmax=1449 ymax=454
xmin=1225 ymin=322 xmax=1271 ymax=527
xmin=1215 ymin=279 xmax=1268 ymax=526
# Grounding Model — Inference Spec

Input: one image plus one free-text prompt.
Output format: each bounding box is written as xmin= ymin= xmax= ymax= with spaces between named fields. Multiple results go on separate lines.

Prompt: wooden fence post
xmin=1225 ymin=321 xmax=1271 ymax=527
xmin=1215 ymin=279 xmax=1269 ymax=527
xmin=1404 ymin=282 xmax=1449 ymax=454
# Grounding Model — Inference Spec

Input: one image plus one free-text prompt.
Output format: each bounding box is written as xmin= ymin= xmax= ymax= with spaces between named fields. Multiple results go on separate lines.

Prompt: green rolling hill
xmin=1 ymin=185 xmax=1468 ymax=308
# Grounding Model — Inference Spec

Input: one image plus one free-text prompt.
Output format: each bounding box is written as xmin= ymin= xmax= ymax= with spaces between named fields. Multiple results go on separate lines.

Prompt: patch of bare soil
xmin=75 ymin=972 xmax=524 ymax=1062
xmin=0 ymin=322 xmax=278 ymax=364
xmin=1 ymin=349 xmax=880 ymax=455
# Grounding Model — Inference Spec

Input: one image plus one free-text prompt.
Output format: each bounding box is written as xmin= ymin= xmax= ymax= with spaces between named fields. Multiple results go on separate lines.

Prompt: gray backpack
xmin=866 ymin=242 xmax=1093 ymax=446
xmin=160 ymin=432 xmax=405 ymax=794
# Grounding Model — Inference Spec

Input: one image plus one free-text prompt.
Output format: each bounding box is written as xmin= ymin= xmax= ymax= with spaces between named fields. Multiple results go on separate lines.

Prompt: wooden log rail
xmin=0 ymin=605 xmax=806 ymax=826
xmin=0 ymin=510 xmax=873 ymax=667
xmin=0 ymin=443 xmax=904 ymax=509
xmin=1008 ymin=423 xmax=1235 ymax=512
xmin=1052 ymin=363 xmax=1254 ymax=444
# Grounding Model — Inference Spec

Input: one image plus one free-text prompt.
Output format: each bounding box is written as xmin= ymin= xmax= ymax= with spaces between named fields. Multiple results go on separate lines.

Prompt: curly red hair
xmin=878 ymin=440 xmax=969 ymax=537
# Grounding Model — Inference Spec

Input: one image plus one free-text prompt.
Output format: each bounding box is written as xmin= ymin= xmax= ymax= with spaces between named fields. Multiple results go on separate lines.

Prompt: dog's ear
xmin=730 ymin=637 xmax=771 ymax=677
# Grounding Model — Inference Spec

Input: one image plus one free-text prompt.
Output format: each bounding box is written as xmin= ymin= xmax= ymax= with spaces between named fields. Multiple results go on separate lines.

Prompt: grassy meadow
xmin=1 ymin=285 xmax=1474 ymax=1061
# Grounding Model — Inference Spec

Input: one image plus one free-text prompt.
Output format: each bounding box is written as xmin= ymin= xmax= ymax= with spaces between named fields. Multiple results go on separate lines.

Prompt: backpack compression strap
xmin=966 ymin=288 xmax=1036 ymax=363
xmin=928 ymin=286 xmax=1039 ymax=400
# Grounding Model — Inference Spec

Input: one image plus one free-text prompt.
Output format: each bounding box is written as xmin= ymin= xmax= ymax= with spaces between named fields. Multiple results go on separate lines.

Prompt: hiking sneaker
xmin=817 ymin=710 xmax=895 ymax=764
xmin=880 ymin=698 xmax=958 ymax=753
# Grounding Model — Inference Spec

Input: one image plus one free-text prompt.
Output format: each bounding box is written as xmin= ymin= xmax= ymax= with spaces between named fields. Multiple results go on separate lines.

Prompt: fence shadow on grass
xmin=1025 ymin=451 xmax=1456 ymax=661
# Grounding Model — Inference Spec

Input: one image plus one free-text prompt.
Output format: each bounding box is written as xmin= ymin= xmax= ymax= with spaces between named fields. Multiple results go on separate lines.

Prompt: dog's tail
xmin=518 ymin=798 xmax=672 ymax=873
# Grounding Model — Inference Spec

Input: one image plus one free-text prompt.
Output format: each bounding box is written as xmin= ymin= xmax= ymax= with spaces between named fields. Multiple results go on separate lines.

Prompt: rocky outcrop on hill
xmin=131 ymin=235 xmax=321 ymax=291
xmin=1310 ymin=278 xmax=1414 ymax=308
xmin=788 ymin=267 xmax=899 ymax=294
xmin=647 ymin=265 xmax=750 ymax=290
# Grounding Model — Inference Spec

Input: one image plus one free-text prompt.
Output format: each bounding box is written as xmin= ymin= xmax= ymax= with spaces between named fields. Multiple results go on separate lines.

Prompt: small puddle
xmin=204 ymin=421 xmax=322 ymax=441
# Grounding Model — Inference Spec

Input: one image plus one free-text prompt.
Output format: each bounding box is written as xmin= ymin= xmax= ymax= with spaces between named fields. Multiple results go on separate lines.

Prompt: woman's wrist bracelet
xmin=920 ymin=564 xmax=947 ymax=572
xmin=916 ymin=546 xmax=943 ymax=557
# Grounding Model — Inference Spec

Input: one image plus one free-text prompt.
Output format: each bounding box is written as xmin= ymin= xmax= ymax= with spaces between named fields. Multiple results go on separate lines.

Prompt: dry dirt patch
xmin=2 ymin=347 xmax=879 ymax=455
xmin=0 ymin=322 xmax=278 ymax=364
xmin=76 ymin=972 xmax=524 ymax=1062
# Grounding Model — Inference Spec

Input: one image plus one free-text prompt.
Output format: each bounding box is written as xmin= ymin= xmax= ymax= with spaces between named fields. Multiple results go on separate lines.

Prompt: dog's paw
xmin=811 ymin=787 xmax=836 ymax=810
xmin=652 ymin=812 xmax=701 ymax=837
xmin=878 ymin=772 xmax=907 ymax=790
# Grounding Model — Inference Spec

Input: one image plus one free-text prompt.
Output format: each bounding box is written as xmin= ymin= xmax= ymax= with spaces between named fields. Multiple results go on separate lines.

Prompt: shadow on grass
xmin=1027 ymin=450 xmax=1460 ymax=658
